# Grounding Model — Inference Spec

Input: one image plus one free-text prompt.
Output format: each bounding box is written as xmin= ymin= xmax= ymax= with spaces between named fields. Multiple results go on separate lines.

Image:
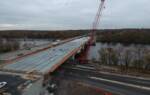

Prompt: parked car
xmin=0 ymin=82 xmax=7 ymax=89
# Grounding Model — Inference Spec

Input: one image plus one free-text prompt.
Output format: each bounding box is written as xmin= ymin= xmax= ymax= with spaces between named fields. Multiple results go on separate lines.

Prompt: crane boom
xmin=77 ymin=0 xmax=106 ymax=63
xmin=90 ymin=0 xmax=105 ymax=45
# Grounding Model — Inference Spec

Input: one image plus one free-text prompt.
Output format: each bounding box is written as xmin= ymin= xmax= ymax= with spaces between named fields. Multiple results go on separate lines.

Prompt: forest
xmin=97 ymin=29 xmax=150 ymax=44
xmin=0 ymin=29 xmax=150 ymax=53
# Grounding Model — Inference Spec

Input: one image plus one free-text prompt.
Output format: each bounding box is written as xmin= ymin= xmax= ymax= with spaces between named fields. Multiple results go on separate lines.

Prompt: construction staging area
xmin=0 ymin=37 xmax=90 ymax=95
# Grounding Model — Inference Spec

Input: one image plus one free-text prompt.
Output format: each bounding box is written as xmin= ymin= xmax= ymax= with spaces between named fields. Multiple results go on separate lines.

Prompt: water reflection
xmin=88 ymin=43 xmax=150 ymax=61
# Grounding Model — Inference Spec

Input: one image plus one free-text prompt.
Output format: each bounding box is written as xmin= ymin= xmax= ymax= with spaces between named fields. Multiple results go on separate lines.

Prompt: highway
xmin=0 ymin=36 xmax=84 ymax=63
xmin=1 ymin=37 xmax=90 ymax=75
xmin=0 ymin=74 xmax=27 ymax=95
xmin=1 ymin=36 xmax=150 ymax=95
xmin=0 ymin=37 xmax=90 ymax=95
xmin=53 ymin=64 xmax=150 ymax=95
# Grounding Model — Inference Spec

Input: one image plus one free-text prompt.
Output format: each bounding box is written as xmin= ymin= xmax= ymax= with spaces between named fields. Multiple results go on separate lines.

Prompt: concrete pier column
xmin=71 ymin=55 xmax=75 ymax=60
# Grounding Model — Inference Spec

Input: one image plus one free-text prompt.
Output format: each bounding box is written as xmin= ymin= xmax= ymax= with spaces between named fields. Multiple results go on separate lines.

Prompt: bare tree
xmin=99 ymin=48 xmax=108 ymax=65
xmin=123 ymin=49 xmax=132 ymax=70
xmin=133 ymin=46 xmax=145 ymax=72
xmin=144 ymin=53 xmax=150 ymax=70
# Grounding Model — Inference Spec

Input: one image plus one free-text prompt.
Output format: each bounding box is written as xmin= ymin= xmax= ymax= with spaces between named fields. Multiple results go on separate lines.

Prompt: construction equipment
xmin=77 ymin=0 xmax=106 ymax=63
xmin=89 ymin=0 xmax=105 ymax=45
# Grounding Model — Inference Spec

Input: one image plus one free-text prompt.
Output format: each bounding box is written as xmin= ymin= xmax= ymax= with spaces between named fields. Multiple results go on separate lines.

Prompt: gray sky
xmin=0 ymin=0 xmax=150 ymax=30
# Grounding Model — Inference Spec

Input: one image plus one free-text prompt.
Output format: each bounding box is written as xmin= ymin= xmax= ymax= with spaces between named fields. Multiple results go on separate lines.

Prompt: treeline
xmin=97 ymin=29 xmax=150 ymax=44
xmin=0 ymin=29 xmax=150 ymax=44
xmin=0 ymin=30 xmax=89 ymax=39
xmin=99 ymin=47 xmax=150 ymax=72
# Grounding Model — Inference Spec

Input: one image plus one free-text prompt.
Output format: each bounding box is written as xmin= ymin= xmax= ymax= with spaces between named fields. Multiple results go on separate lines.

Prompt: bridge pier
xmin=74 ymin=43 xmax=90 ymax=64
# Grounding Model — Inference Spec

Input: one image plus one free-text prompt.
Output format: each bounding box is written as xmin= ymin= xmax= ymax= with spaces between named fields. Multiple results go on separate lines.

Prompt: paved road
xmin=64 ymin=65 xmax=150 ymax=87
xmin=53 ymin=64 xmax=150 ymax=95
xmin=0 ymin=74 xmax=27 ymax=95
xmin=2 ymin=37 xmax=89 ymax=75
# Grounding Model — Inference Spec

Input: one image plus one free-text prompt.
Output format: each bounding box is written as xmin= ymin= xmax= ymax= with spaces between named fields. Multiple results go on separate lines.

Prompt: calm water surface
xmin=88 ymin=43 xmax=150 ymax=61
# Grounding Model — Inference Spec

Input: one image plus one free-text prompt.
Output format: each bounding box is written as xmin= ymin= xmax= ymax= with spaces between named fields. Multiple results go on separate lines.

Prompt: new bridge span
xmin=1 ymin=37 xmax=90 ymax=75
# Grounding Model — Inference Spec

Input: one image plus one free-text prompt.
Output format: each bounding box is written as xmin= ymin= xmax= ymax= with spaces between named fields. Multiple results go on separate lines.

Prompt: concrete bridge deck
xmin=1 ymin=37 xmax=90 ymax=75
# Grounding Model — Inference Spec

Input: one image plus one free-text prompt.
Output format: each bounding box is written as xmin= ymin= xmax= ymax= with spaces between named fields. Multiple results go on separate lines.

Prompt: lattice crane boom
xmin=76 ymin=0 xmax=106 ymax=63
xmin=90 ymin=0 xmax=105 ymax=45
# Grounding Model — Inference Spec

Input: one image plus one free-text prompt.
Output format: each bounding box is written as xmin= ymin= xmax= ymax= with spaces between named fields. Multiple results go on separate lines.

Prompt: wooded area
xmin=97 ymin=29 xmax=150 ymax=44
xmin=0 ymin=29 xmax=150 ymax=53
xmin=0 ymin=30 xmax=88 ymax=39
xmin=0 ymin=29 xmax=150 ymax=44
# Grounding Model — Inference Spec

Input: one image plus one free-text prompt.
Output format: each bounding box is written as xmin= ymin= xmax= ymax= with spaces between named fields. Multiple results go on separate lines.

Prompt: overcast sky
xmin=0 ymin=0 xmax=150 ymax=30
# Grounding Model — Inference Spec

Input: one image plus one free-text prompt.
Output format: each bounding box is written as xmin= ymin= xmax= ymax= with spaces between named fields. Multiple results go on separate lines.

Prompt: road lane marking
xmin=98 ymin=71 xmax=150 ymax=81
xmin=64 ymin=66 xmax=150 ymax=88
xmin=90 ymin=77 xmax=150 ymax=91
xmin=66 ymin=65 xmax=150 ymax=82
xmin=65 ymin=67 xmax=94 ymax=72
xmin=76 ymin=65 xmax=95 ymax=70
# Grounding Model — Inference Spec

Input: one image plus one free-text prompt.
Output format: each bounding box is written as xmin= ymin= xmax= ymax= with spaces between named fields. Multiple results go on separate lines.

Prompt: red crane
xmin=77 ymin=0 xmax=106 ymax=63
xmin=89 ymin=0 xmax=105 ymax=45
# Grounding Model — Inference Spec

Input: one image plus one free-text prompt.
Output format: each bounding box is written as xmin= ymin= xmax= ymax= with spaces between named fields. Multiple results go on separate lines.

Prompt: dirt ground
xmin=54 ymin=79 xmax=107 ymax=95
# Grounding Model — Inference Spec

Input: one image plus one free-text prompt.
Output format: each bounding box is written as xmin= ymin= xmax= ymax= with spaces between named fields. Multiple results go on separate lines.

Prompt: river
xmin=88 ymin=42 xmax=150 ymax=61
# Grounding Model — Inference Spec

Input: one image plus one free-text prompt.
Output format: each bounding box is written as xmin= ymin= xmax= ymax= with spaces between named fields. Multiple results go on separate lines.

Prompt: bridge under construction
xmin=1 ymin=37 xmax=90 ymax=75
xmin=0 ymin=36 xmax=93 ymax=95
xmin=0 ymin=0 xmax=150 ymax=95
xmin=0 ymin=36 xmax=149 ymax=95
